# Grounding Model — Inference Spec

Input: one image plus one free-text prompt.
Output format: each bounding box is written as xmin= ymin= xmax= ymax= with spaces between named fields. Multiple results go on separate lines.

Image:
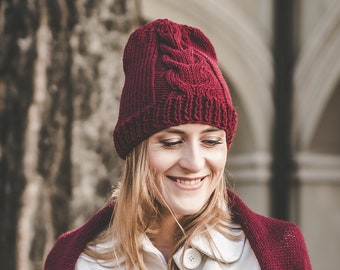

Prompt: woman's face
xmin=147 ymin=123 xmax=228 ymax=217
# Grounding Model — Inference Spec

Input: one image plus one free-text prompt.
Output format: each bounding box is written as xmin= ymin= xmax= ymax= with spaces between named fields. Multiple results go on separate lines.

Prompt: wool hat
xmin=113 ymin=19 xmax=238 ymax=159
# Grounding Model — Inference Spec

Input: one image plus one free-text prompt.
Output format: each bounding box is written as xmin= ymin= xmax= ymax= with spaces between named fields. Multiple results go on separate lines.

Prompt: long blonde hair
xmin=85 ymin=139 xmax=233 ymax=269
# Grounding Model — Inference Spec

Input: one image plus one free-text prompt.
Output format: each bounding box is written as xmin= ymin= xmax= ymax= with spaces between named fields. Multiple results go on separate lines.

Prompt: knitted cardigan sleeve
xmin=228 ymin=190 xmax=312 ymax=270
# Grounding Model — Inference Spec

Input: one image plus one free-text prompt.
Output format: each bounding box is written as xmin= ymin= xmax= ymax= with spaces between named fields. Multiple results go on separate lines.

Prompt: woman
xmin=45 ymin=19 xmax=312 ymax=270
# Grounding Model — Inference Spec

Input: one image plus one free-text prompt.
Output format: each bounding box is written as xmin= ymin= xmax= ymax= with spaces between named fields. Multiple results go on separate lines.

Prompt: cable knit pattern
xmin=113 ymin=19 xmax=237 ymax=159
xmin=44 ymin=191 xmax=312 ymax=270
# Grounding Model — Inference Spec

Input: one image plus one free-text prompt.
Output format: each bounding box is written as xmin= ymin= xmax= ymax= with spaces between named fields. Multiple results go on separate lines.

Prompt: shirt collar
xmin=172 ymin=225 xmax=246 ymax=267
xmin=88 ymin=225 xmax=246 ymax=269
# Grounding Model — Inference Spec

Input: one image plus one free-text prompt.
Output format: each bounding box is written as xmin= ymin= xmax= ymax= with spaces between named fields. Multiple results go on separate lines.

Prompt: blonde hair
xmin=85 ymin=139 xmax=234 ymax=269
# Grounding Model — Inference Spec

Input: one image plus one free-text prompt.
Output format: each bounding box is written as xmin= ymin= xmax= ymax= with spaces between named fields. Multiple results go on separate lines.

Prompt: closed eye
xmin=160 ymin=139 xmax=182 ymax=148
xmin=202 ymin=140 xmax=224 ymax=146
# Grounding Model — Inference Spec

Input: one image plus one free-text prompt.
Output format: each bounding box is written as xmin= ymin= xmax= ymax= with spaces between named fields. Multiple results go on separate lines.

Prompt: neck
xmin=152 ymin=215 xmax=180 ymax=261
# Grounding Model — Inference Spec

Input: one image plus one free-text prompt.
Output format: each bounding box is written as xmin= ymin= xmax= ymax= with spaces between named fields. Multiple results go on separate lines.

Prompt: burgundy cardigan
xmin=45 ymin=191 xmax=312 ymax=269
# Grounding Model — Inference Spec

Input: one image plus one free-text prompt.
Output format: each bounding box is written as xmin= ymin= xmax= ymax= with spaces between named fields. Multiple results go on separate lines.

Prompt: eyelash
xmin=160 ymin=139 xmax=223 ymax=148
xmin=161 ymin=140 xmax=182 ymax=148
xmin=203 ymin=140 xmax=223 ymax=146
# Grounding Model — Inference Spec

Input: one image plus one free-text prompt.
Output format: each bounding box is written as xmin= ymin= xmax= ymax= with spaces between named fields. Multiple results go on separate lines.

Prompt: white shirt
xmin=75 ymin=227 xmax=260 ymax=270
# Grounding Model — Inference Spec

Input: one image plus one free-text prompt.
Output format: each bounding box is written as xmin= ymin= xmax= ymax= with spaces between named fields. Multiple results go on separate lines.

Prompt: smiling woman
xmin=44 ymin=19 xmax=311 ymax=270
xmin=147 ymin=124 xmax=228 ymax=218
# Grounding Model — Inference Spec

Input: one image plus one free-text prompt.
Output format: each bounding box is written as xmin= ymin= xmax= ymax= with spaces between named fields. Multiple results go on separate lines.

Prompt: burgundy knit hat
xmin=113 ymin=19 xmax=237 ymax=159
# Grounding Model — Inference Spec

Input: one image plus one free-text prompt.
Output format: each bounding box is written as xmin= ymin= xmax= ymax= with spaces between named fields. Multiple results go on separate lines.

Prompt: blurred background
xmin=0 ymin=0 xmax=339 ymax=269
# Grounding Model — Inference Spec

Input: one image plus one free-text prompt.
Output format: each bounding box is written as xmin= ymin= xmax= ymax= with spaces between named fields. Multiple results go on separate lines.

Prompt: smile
xmin=175 ymin=178 xmax=201 ymax=185
xmin=167 ymin=176 xmax=206 ymax=186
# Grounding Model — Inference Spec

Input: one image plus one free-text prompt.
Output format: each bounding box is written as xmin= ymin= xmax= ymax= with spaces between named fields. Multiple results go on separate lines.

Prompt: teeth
xmin=176 ymin=178 xmax=201 ymax=185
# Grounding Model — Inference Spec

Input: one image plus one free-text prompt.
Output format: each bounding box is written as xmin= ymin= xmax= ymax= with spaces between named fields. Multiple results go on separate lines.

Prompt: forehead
xmin=156 ymin=123 xmax=225 ymax=135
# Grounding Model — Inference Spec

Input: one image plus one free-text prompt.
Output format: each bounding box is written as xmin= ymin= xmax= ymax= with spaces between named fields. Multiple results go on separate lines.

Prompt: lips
xmin=167 ymin=176 xmax=206 ymax=186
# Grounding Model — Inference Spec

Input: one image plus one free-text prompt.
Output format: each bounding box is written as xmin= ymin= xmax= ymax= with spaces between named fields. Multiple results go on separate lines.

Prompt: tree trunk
xmin=0 ymin=1 xmax=141 ymax=269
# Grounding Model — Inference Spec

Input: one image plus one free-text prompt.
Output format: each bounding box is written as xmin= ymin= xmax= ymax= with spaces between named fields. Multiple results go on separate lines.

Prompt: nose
xmin=178 ymin=142 xmax=205 ymax=173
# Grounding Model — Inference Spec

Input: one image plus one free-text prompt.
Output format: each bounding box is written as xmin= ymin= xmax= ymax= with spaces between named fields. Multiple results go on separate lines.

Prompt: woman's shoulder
xmin=44 ymin=202 xmax=114 ymax=270
xmin=227 ymin=190 xmax=304 ymax=241
xmin=250 ymin=210 xmax=307 ymax=247
xmin=227 ymin=190 xmax=312 ymax=269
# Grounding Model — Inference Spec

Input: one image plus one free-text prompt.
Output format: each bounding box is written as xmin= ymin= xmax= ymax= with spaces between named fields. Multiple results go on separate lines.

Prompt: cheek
xmin=146 ymin=152 xmax=171 ymax=195
xmin=147 ymin=147 xmax=178 ymax=173
xmin=148 ymin=154 xmax=168 ymax=175
xmin=210 ymin=150 xmax=228 ymax=170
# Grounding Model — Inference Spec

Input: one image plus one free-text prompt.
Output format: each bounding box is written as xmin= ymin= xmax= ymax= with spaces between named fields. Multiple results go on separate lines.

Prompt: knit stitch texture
xmin=113 ymin=19 xmax=237 ymax=158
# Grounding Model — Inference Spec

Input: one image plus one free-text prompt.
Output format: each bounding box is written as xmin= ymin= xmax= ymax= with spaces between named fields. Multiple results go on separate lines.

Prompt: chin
xmin=173 ymin=207 xmax=203 ymax=217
